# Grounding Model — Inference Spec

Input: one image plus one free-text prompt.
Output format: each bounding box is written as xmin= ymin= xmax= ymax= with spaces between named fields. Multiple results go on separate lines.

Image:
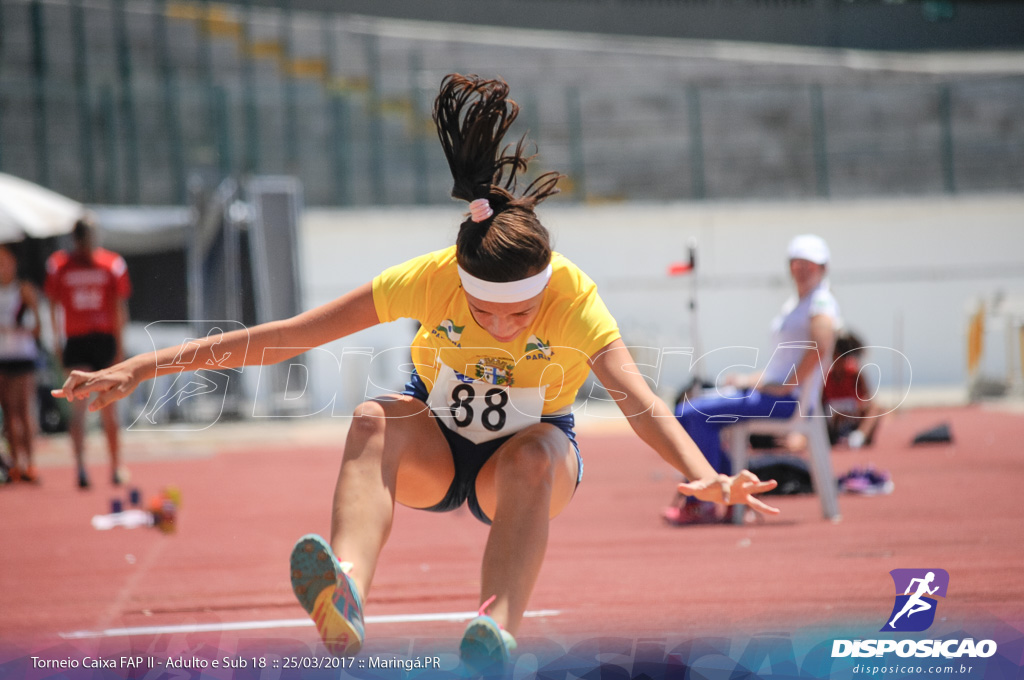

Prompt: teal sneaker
xmin=459 ymin=598 xmax=517 ymax=677
xmin=290 ymin=534 xmax=365 ymax=656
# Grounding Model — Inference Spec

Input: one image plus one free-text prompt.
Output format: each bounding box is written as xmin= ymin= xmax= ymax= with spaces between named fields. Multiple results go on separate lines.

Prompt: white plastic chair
xmin=722 ymin=355 xmax=841 ymax=525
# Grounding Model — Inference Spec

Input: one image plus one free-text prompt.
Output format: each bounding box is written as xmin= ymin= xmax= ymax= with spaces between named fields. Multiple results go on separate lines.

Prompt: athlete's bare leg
xmin=329 ymin=395 xmax=454 ymax=600
xmin=100 ymin=403 xmax=121 ymax=479
xmin=0 ymin=374 xmax=35 ymax=473
xmin=70 ymin=397 xmax=88 ymax=471
xmin=473 ymin=423 xmax=579 ymax=636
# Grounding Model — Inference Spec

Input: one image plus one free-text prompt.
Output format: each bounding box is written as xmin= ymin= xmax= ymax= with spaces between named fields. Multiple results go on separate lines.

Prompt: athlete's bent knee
xmin=496 ymin=437 xmax=557 ymax=489
xmin=352 ymin=400 xmax=389 ymax=419
xmin=347 ymin=400 xmax=389 ymax=438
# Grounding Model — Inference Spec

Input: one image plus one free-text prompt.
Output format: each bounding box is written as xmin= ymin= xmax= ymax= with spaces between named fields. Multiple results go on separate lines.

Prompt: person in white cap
xmin=52 ymin=74 xmax=780 ymax=674
xmin=665 ymin=233 xmax=841 ymax=525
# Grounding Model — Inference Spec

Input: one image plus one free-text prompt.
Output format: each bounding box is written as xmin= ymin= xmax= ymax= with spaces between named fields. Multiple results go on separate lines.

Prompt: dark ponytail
xmin=433 ymin=74 xmax=563 ymax=284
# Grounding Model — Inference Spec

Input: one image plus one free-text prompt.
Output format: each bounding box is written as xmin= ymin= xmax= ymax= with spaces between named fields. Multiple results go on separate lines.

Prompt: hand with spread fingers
xmin=678 ymin=470 xmax=781 ymax=516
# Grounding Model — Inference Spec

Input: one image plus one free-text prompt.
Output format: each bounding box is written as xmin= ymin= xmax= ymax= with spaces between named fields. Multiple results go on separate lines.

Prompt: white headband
xmin=457 ymin=264 xmax=552 ymax=303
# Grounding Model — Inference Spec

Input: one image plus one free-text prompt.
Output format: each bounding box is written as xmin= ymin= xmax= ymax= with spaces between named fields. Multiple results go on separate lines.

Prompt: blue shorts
xmin=402 ymin=371 xmax=583 ymax=525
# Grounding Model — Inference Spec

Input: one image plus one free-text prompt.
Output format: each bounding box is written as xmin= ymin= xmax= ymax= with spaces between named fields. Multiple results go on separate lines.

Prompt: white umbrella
xmin=0 ymin=173 xmax=85 ymax=242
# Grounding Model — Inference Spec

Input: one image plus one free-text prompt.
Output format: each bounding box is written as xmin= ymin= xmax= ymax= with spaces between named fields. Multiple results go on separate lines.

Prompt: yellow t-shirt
xmin=372 ymin=246 xmax=620 ymax=433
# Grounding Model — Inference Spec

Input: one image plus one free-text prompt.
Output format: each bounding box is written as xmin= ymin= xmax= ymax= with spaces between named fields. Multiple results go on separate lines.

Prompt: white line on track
xmin=59 ymin=609 xmax=561 ymax=640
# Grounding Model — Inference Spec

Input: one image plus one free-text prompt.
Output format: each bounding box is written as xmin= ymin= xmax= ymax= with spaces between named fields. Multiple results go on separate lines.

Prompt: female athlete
xmin=54 ymin=74 xmax=779 ymax=673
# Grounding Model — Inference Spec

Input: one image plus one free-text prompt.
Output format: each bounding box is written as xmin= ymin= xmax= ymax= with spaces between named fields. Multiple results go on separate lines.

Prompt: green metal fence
xmin=0 ymin=0 xmax=1022 ymax=206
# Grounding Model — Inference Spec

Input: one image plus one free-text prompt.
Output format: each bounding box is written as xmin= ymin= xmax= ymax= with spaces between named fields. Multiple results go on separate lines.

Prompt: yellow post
xmin=967 ymin=302 xmax=985 ymax=378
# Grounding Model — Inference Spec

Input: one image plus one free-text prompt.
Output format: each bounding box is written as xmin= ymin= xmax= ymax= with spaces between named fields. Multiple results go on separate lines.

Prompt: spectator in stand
xmin=45 ymin=217 xmax=132 ymax=489
xmin=665 ymin=234 xmax=840 ymax=525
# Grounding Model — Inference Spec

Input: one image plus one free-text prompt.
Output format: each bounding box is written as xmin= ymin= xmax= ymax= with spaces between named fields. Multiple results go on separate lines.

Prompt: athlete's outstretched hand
xmin=52 ymin=363 xmax=140 ymax=411
xmin=678 ymin=470 xmax=781 ymax=516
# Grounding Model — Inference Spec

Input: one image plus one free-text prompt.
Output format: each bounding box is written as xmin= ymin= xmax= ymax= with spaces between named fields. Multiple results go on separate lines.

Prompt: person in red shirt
xmin=823 ymin=329 xmax=882 ymax=448
xmin=45 ymin=217 xmax=132 ymax=488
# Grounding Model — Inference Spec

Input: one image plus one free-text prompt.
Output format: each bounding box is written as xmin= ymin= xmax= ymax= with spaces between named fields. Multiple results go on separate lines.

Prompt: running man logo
xmin=435 ymin=320 xmax=465 ymax=344
xmin=129 ymin=322 xmax=246 ymax=432
xmin=882 ymin=569 xmax=949 ymax=632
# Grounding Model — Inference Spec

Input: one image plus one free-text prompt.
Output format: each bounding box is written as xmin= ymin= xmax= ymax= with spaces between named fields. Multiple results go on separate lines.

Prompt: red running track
xmin=1 ymin=405 xmax=1022 ymax=676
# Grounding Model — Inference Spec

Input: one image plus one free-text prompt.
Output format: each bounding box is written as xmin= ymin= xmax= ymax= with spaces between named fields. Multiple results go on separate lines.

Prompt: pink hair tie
xmin=469 ymin=198 xmax=493 ymax=223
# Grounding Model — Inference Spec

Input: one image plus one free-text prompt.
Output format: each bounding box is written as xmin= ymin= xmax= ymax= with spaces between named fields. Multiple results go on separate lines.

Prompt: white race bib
xmin=426 ymin=363 xmax=547 ymax=444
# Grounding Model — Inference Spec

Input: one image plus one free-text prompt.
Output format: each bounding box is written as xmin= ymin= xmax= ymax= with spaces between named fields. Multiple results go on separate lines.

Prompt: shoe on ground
xmin=77 ymin=469 xmax=90 ymax=489
xmin=662 ymin=499 xmax=722 ymax=526
xmin=20 ymin=466 xmax=40 ymax=484
xmin=838 ymin=466 xmax=893 ymax=496
xmin=460 ymin=614 xmax=517 ymax=677
xmin=113 ymin=466 xmax=130 ymax=486
xmin=290 ymin=534 xmax=364 ymax=656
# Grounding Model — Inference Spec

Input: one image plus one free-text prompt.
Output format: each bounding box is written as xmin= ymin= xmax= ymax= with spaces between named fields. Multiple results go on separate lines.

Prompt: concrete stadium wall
xmin=232 ymin=0 xmax=1024 ymax=51
xmin=296 ymin=194 xmax=1024 ymax=414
